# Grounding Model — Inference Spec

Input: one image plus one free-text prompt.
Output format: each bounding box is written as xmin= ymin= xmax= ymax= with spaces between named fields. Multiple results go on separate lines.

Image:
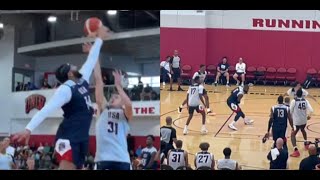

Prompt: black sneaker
xmin=178 ymin=107 xmax=182 ymax=113
xmin=177 ymin=87 xmax=184 ymax=91
xmin=214 ymin=82 xmax=217 ymax=86
xmin=169 ymin=87 xmax=173 ymax=91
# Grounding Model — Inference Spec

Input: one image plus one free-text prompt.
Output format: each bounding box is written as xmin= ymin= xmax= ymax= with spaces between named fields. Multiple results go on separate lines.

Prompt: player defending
xmin=290 ymin=89 xmax=313 ymax=157
xmin=178 ymin=65 xmax=214 ymax=115
xmin=264 ymin=96 xmax=293 ymax=150
xmin=12 ymin=26 xmax=109 ymax=170
xmin=227 ymin=84 xmax=254 ymax=131
xmin=183 ymin=76 xmax=208 ymax=135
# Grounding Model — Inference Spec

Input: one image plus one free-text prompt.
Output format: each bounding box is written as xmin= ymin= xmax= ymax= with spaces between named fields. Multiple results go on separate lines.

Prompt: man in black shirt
xmin=299 ymin=144 xmax=320 ymax=170
xmin=160 ymin=116 xmax=177 ymax=156
xmin=214 ymin=57 xmax=230 ymax=87
xmin=169 ymin=50 xmax=184 ymax=91
xmin=267 ymin=138 xmax=288 ymax=169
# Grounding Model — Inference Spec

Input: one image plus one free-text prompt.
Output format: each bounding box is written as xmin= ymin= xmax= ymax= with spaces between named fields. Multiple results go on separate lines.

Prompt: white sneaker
xmin=183 ymin=127 xmax=188 ymax=135
xmin=163 ymin=82 xmax=165 ymax=86
xmin=228 ymin=124 xmax=238 ymax=131
xmin=244 ymin=119 xmax=254 ymax=125
xmin=236 ymin=81 xmax=240 ymax=86
xmin=226 ymin=84 xmax=230 ymax=87
xmin=201 ymin=127 xmax=208 ymax=134
xmin=207 ymin=110 xmax=216 ymax=115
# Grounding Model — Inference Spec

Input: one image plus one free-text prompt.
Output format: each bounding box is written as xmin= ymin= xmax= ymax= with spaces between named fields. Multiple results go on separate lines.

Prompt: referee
xmin=169 ymin=50 xmax=184 ymax=91
xmin=160 ymin=116 xmax=177 ymax=156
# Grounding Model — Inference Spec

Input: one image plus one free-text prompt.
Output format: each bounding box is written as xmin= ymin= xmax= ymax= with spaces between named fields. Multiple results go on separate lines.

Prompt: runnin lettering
xmin=253 ymin=18 xmax=320 ymax=29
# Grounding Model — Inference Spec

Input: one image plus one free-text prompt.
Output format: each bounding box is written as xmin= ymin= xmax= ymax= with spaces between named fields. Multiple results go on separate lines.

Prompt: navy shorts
xmin=172 ymin=68 xmax=181 ymax=79
xmin=55 ymin=139 xmax=88 ymax=169
xmin=227 ymin=100 xmax=242 ymax=113
xmin=188 ymin=105 xmax=204 ymax=114
xmin=272 ymin=128 xmax=287 ymax=142
xmin=96 ymin=161 xmax=131 ymax=170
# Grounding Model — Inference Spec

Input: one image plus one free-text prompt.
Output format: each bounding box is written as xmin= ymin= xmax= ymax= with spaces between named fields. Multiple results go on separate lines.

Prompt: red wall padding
xmin=27 ymin=135 xmax=160 ymax=155
xmin=161 ymin=27 xmax=320 ymax=82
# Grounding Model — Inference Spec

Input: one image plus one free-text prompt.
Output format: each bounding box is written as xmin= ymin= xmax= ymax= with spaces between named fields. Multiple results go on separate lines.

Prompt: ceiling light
xmin=0 ymin=23 xmax=3 ymax=29
xmin=47 ymin=16 xmax=57 ymax=23
xmin=107 ymin=10 xmax=117 ymax=15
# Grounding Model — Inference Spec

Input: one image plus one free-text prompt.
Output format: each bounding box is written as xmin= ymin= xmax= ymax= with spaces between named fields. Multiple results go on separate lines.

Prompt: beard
xmin=72 ymin=71 xmax=83 ymax=79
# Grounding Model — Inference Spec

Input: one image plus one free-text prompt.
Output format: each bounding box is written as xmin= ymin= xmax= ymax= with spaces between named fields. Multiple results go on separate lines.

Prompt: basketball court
xmin=160 ymin=84 xmax=320 ymax=170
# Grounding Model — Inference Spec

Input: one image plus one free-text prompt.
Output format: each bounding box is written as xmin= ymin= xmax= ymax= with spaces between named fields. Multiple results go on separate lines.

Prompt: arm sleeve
xmin=79 ymin=38 xmax=103 ymax=82
xmin=25 ymin=85 xmax=72 ymax=132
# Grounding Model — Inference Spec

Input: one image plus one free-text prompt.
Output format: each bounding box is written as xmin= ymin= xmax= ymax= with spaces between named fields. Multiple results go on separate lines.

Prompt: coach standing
xmin=160 ymin=116 xmax=177 ymax=156
xmin=267 ymin=138 xmax=288 ymax=169
xmin=169 ymin=50 xmax=184 ymax=91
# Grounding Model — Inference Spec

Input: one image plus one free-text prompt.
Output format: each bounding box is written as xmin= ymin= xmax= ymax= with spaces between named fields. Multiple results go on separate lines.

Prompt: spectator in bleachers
xmin=267 ymin=138 xmax=288 ymax=169
xmin=37 ymin=142 xmax=44 ymax=153
xmin=299 ymin=144 xmax=320 ymax=170
xmin=131 ymin=85 xmax=141 ymax=101
xmin=0 ymin=139 xmax=15 ymax=170
xmin=135 ymin=145 xmax=142 ymax=157
xmin=217 ymin=147 xmax=240 ymax=170
xmin=160 ymin=56 xmax=172 ymax=87
xmin=30 ymin=142 xmax=36 ymax=152
xmin=160 ymin=116 xmax=177 ymax=157
xmin=41 ymin=79 xmax=52 ymax=89
xmin=3 ymin=137 xmax=15 ymax=158
xmin=43 ymin=142 xmax=50 ymax=155
xmin=140 ymin=84 xmax=153 ymax=100
xmin=233 ymin=57 xmax=246 ymax=86
xmin=194 ymin=142 xmax=215 ymax=170
xmin=26 ymin=82 xmax=38 ymax=91
xmin=16 ymin=82 xmax=22 ymax=92
xmin=214 ymin=57 xmax=230 ymax=87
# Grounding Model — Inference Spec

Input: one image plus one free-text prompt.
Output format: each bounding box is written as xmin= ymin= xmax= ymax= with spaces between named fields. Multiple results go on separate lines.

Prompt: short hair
xmin=285 ymin=97 xmax=290 ymax=104
xmin=146 ymin=135 xmax=155 ymax=141
xmin=199 ymin=142 xmax=210 ymax=151
xmin=176 ymin=140 xmax=183 ymax=148
xmin=296 ymin=89 xmax=303 ymax=98
xmin=223 ymin=147 xmax=232 ymax=157
xmin=277 ymin=95 xmax=284 ymax=104
xmin=200 ymin=64 xmax=205 ymax=68
xmin=166 ymin=56 xmax=171 ymax=59
xmin=222 ymin=56 xmax=227 ymax=60
xmin=293 ymin=81 xmax=301 ymax=87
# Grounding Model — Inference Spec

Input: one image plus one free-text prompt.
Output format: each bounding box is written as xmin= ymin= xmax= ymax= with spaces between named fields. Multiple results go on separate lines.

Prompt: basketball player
xmin=169 ymin=50 xmax=184 ymax=91
xmin=183 ymin=76 xmax=208 ymax=135
xmin=233 ymin=57 xmax=246 ymax=86
xmin=284 ymin=97 xmax=290 ymax=107
xmin=89 ymin=49 xmax=132 ymax=170
xmin=214 ymin=57 xmax=230 ymax=87
xmin=290 ymin=89 xmax=313 ymax=157
xmin=194 ymin=142 xmax=214 ymax=170
xmin=178 ymin=65 xmax=214 ymax=115
xmin=12 ymin=27 xmax=109 ymax=170
xmin=167 ymin=140 xmax=188 ymax=170
xmin=139 ymin=135 xmax=157 ymax=170
xmin=227 ymin=84 xmax=254 ymax=131
xmin=283 ymin=81 xmax=316 ymax=101
xmin=265 ymin=96 xmax=293 ymax=149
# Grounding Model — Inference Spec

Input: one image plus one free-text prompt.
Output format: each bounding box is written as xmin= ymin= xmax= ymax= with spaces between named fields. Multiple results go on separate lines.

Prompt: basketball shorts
xmin=96 ymin=161 xmax=131 ymax=170
xmin=272 ymin=128 xmax=287 ymax=143
xmin=54 ymin=138 xmax=88 ymax=169
xmin=188 ymin=105 xmax=205 ymax=114
xmin=293 ymin=124 xmax=306 ymax=131
xmin=172 ymin=68 xmax=181 ymax=79
xmin=236 ymin=72 xmax=244 ymax=76
xmin=227 ymin=100 xmax=242 ymax=113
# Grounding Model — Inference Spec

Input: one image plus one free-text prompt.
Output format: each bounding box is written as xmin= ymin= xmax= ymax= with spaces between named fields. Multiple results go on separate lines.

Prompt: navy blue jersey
xmin=56 ymin=79 xmax=93 ymax=142
xmin=227 ymin=87 xmax=244 ymax=104
xmin=218 ymin=62 xmax=230 ymax=71
xmin=271 ymin=104 xmax=289 ymax=130
xmin=140 ymin=146 xmax=157 ymax=169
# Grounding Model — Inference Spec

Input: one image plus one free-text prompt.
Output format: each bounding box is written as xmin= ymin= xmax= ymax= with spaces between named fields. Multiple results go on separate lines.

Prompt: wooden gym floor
xmin=160 ymin=84 xmax=320 ymax=170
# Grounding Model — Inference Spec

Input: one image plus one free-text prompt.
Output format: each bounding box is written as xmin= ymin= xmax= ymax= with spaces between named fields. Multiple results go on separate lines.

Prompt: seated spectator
xmin=41 ymin=79 xmax=52 ymax=89
xmin=135 ymin=145 xmax=142 ymax=157
xmin=0 ymin=139 xmax=15 ymax=170
xmin=43 ymin=142 xmax=50 ymax=154
xmin=3 ymin=137 xmax=15 ymax=158
xmin=43 ymin=153 xmax=52 ymax=169
xmin=140 ymin=84 xmax=153 ymax=100
xmin=194 ymin=142 xmax=215 ymax=170
xmin=160 ymin=56 xmax=172 ymax=86
xmin=299 ymin=144 xmax=320 ymax=170
xmin=233 ymin=57 xmax=246 ymax=86
xmin=267 ymin=138 xmax=288 ymax=169
xmin=37 ymin=142 xmax=44 ymax=153
xmin=214 ymin=57 xmax=230 ymax=87
xmin=30 ymin=142 xmax=37 ymax=152
xmin=217 ymin=147 xmax=240 ymax=170
xmin=26 ymin=82 xmax=38 ymax=91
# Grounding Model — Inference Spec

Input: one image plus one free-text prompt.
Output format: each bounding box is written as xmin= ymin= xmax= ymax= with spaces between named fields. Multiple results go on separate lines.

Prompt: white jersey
xmin=0 ymin=153 xmax=12 ymax=170
xmin=235 ymin=63 xmax=246 ymax=73
xmin=290 ymin=98 xmax=313 ymax=126
xmin=188 ymin=84 xmax=204 ymax=107
xmin=217 ymin=159 xmax=237 ymax=170
xmin=171 ymin=56 xmax=181 ymax=68
xmin=160 ymin=61 xmax=171 ymax=72
xmin=195 ymin=151 xmax=214 ymax=169
xmin=286 ymin=88 xmax=308 ymax=98
xmin=168 ymin=149 xmax=186 ymax=170
xmin=193 ymin=71 xmax=207 ymax=84
xmin=95 ymin=107 xmax=131 ymax=164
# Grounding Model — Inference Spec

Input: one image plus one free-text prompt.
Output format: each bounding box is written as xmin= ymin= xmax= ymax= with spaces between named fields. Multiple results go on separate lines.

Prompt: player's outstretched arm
xmin=113 ymin=70 xmax=133 ymax=121
xmin=12 ymin=85 xmax=72 ymax=143
xmin=93 ymin=60 xmax=107 ymax=112
xmin=79 ymin=27 xmax=109 ymax=82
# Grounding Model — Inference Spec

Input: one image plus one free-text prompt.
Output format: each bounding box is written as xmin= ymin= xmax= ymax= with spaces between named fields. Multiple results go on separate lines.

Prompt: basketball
xmin=84 ymin=17 xmax=102 ymax=35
